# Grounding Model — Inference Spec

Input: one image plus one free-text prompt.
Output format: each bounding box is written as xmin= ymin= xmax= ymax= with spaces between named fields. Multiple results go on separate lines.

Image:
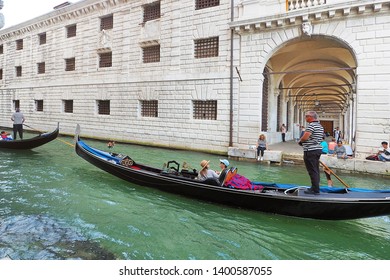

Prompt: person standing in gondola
xmin=299 ymin=111 xmax=324 ymax=195
xmin=11 ymin=108 xmax=25 ymax=140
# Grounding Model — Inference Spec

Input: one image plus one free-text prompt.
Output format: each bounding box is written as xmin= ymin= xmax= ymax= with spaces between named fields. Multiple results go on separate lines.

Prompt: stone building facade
xmin=0 ymin=0 xmax=389 ymax=158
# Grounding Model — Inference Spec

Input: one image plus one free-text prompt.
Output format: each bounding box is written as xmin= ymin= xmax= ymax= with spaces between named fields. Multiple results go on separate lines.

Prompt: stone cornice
xmin=230 ymin=0 xmax=390 ymax=33
xmin=0 ymin=0 xmax=129 ymax=40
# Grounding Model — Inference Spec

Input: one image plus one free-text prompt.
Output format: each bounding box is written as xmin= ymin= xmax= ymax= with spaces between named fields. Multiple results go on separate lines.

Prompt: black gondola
xmin=0 ymin=123 xmax=59 ymax=150
xmin=75 ymin=125 xmax=390 ymax=220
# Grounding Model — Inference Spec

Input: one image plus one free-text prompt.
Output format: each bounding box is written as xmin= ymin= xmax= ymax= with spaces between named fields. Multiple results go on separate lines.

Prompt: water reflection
xmin=0 ymin=215 xmax=115 ymax=260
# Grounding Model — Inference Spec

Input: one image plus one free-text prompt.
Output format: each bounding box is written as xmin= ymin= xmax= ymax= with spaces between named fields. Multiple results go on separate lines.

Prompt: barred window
xmin=16 ymin=66 xmax=22 ymax=77
xmin=142 ymin=45 xmax=160 ymax=63
xmin=194 ymin=37 xmax=219 ymax=58
xmin=63 ymin=100 xmax=73 ymax=113
xmin=99 ymin=52 xmax=112 ymax=68
xmin=13 ymin=100 xmax=20 ymax=110
xmin=97 ymin=100 xmax=110 ymax=115
xmin=195 ymin=0 xmax=220 ymax=10
xmin=67 ymin=25 xmax=77 ymax=38
xmin=193 ymin=100 xmax=217 ymax=120
xmin=16 ymin=39 xmax=23 ymax=50
xmin=141 ymin=100 xmax=158 ymax=117
xmin=65 ymin=57 xmax=76 ymax=71
xmin=0 ymin=69 xmax=2 ymax=80
xmin=100 ymin=15 xmax=113 ymax=30
xmin=0 ymin=44 xmax=3 ymax=54
xmin=35 ymin=100 xmax=44 ymax=112
xmin=143 ymin=1 xmax=161 ymax=23
xmin=37 ymin=62 xmax=45 ymax=74
xmin=39 ymin=33 xmax=47 ymax=45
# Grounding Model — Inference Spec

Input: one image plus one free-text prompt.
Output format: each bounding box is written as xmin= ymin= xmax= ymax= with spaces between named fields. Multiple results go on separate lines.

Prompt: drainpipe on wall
xmin=229 ymin=0 xmax=234 ymax=147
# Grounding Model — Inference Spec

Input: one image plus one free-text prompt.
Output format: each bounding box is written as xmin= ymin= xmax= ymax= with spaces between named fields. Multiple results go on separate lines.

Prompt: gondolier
xmin=299 ymin=111 xmax=324 ymax=195
xmin=11 ymin=108 xmax=25 ymax=140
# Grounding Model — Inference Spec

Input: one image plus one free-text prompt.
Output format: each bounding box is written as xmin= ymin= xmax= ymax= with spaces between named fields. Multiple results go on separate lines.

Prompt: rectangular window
xmin=65 ymin=57 xmax=76 ymax=71
xmin=141 ymin=100 xmax=158 ymax=117
xmin=16 ymin=39 xmax=23 ymax=50
xmin=63 ymin=100 xmax=74 ymax=113
xmin=193 ymin=100 xmax=217 ymax=120
xmin=99 ymin=52 xmax=112 ymax=68
xmin=195 ymin=0 xmax=220 ymax=10
xmin=39 ymin=33 xmax=47 ymax=45
xmin=194 ymin=37 xmax=219 ymax=58
xmin=142 ymin=45 xmax=160 ymax=63
xmin=0 ymin=69 xmax=2 ymax=80
xmin=16 ymin=66 xmax=22 ymax=77
xmin=37 ymin=62 xmax=46 ymax=74
xmin=0 ymin=44 xmax=3 ymax=54
xmin=13 ymin=100 xmax=20 ymax=110
xmin=97 ymin=100 xmax=110 ymax=115
xmin=143 ymin=1 xmax=161 ymax=23
xmin=35 ymin=100 xmax=44 ymax=112
xmin=100 ymin=15 xmax=113 ymax=30
xmin=67 ymin=24 xmax=77 ymax=38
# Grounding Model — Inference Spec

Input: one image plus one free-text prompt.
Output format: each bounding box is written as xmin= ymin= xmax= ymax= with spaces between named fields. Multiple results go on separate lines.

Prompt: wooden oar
xmin=24 ymin=123 xmax=74 ymax=147
xmin=320 ymin=160 xmax=350 ymax=189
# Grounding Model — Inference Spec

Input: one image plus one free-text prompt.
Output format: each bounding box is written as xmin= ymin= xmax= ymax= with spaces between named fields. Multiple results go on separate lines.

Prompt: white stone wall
xmin=0 ymin=0 xmax=234 ymax=152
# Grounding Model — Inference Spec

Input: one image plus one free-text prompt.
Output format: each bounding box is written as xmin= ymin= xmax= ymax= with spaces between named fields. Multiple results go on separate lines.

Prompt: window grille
xmin=13 ymin=100 xmax=20 ymax=110
xmin=16 ymin=66 xmax=22 ymax=77
xmin=99 ymin=52 xmax=112 ymax=68
xmin=193 ymin=100 xmax=217 ymax=120
xmin=0 ymin=69 xmax=2 ymax=80
xmin=39 ymin=33 xmax=47 ymax=45
xmin=65 ymin=58 xmax=76 ymax=71
xmin=16 ymin=39 xmax=23 ymax=50
xmin=98 ymin=100 xmax=110 ymax=115
xmin=141 ymin=100 xmax=158 ymax=117
xmin=143 ymin=1 xmax=161 ymax=23
xmin=195 ymin=0 xmax=220 ymax=10
xmin=142 ymin=45 xmax=160 ymax=63
xmin=63 ymin=100 xmax=73 ymax=113
xmin=0 ymin=44 xmax=3 ymax=54
xmin=35 ymin=100 xmax=44 ymax=112
xmin=100 ymin=15 xmax=113 ymax=30
xmin=67 ymin=25 xmax=77 ymax=38
xmin=37 ymin=62 xmax=45 ymax=74
xmin=194 ymin=37 xmax=219 ymax=58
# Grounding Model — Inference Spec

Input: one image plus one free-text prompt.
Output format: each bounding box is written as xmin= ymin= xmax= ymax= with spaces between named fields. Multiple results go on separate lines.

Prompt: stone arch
xmin=259 ymin=30 xmax=358 ymax=144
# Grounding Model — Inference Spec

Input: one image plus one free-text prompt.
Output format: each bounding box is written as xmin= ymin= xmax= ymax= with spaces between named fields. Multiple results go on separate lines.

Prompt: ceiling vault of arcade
xmin=267 ymin=36 xmax=357 ymax=116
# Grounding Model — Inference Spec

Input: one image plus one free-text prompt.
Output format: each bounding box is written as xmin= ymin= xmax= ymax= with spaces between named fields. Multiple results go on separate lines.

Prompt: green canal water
xmin=1 ymin=135 xmax=390 ymax=260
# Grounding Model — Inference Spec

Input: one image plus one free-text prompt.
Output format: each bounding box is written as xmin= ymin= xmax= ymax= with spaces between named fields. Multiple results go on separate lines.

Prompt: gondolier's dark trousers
xmin=303 ymin=149 xmax=322 ymax=192
xmin=13 ymin=124 xmax=23 ymax=140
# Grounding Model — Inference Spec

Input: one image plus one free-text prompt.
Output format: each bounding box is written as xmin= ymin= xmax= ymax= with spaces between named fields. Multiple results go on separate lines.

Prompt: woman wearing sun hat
xmin=197 ymin=160 xmax=219 ymax=180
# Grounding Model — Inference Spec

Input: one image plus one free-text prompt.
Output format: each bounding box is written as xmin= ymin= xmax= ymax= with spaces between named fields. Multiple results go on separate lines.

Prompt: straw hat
xmin=200 ymin=160 xmax=210 ymax=171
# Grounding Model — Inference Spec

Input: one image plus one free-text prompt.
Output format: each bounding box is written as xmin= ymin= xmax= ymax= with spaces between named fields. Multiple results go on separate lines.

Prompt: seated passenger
xmin=320 ymin=137 xmax=328 ymax=154
xmin=197 ymin=160 xmax=219 ymax=181
xmin=378 ymin=141 xmax=390 ymax=162
xmin=1 ymin=131 xmax=13 ymax=141
xmin=328 ymin=138 xmax=336 ymax=154
xmin=333 ymin=140 xmax=349 ymax=159
xmin=217 ymin=159 xmax=230 ymax=175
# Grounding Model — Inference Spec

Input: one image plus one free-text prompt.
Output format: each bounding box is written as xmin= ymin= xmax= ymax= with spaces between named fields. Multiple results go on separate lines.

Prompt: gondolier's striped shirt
xmin=302 ymin=121 xmax=324 ymax=152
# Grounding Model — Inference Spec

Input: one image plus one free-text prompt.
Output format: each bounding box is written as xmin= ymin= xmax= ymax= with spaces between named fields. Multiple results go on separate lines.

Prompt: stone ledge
xmin=320 ymin=155 xmax=390 ymax=176
xmin=228 ymin=147 xmax=282 ymax=163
